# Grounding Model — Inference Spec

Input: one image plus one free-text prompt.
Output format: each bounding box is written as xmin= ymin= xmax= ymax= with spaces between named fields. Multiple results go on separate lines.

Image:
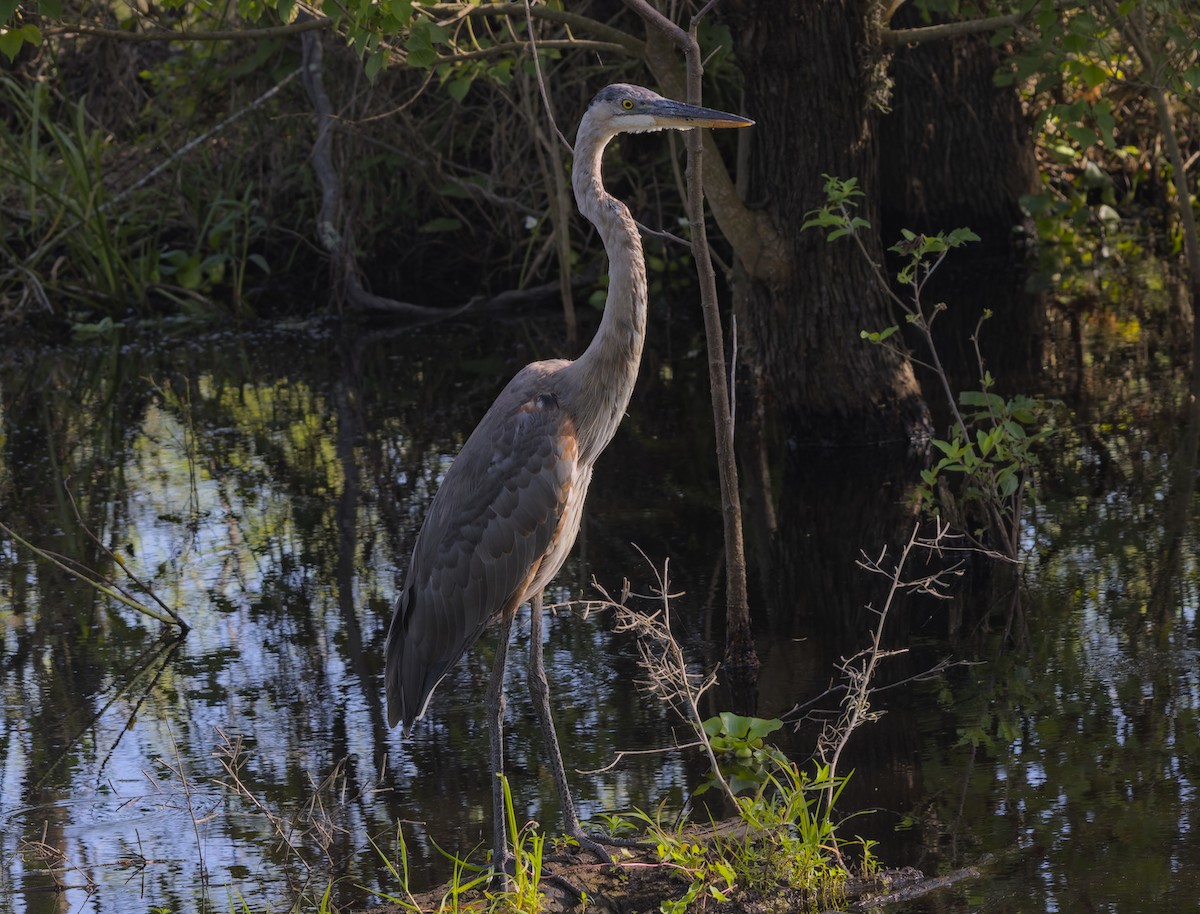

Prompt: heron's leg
xmin=486 ymin=608 xmax=516 ymax=878
xmin=527 ymin=591 xmax=613 ymax=864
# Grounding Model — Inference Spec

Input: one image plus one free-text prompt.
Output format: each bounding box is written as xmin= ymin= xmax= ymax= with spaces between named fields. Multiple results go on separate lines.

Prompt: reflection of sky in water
xmin=4 ymin=336 xmax=1200 ymax=914
xmin=0 ymin=357 xmax=706 ymax=913
xmin=6 ymin=387 xmax=359 ymax=909
xmin=976 ymin=458 xmax=1200 ymax=911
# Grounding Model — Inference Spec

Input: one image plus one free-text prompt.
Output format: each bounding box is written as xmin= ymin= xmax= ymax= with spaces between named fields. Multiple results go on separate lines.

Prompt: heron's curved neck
xmin=568 ymin=117 xmax=648 ymax=463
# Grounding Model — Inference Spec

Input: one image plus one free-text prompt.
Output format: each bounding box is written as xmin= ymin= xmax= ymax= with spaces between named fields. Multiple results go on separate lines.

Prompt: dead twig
xmin=592 ymin=548 xmax=740 ymax=808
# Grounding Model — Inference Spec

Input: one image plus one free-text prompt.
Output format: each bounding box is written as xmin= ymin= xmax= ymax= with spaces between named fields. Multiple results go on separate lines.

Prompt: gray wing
xmin=384 ymin=385 xmax=578 ymax=731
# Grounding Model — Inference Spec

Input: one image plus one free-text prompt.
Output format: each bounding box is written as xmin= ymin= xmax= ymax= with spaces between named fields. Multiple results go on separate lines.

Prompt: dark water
xmin=0 ymin=316 xmax=1197 ymax=913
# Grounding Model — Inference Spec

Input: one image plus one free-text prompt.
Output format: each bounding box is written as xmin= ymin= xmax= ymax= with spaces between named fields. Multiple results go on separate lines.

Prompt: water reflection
xmin=1 ymin=321 xmax=1197 ymax=913
xmin=0 ymin=321 xmax=726 ymax=913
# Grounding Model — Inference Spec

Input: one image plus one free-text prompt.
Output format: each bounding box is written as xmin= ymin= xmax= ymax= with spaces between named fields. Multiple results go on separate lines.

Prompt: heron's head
xmin=585 ymin=83 xmax=753 ymax=137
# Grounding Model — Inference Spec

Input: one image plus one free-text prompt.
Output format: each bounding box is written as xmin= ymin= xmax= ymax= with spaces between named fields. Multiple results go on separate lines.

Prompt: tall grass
xmin=0 ymin=76 xmax=161 ymax=314
xmin=0 ymin=75 xmax=277 ymax=322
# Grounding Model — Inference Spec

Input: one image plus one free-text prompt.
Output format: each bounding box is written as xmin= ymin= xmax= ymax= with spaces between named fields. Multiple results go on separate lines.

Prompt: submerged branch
xmin=0 ymin=520 xmax=187 ymax=631
xmin=64 ymin=480 xmax=189 ymax=632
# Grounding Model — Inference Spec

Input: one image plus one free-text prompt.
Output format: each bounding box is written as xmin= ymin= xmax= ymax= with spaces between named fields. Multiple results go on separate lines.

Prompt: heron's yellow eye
xmin=621 ymin=99 xmax=634 ymax=110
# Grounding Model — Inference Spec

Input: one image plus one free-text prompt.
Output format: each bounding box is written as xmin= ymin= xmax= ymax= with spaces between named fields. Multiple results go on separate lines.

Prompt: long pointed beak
xmin=648 ymin=99 xmax=754 ymax=130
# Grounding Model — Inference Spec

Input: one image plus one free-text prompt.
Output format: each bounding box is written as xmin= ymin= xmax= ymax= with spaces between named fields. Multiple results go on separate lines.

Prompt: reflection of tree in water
xmin=4 ymin=317 xmax=1198 ymax=910
xmin=2 ymin=340 xmax=158 ymax=764
xmin=1149 ymin=396 xmax=1199 ymax=631
xmin=0 ymin=322 xmax=736 ymax=906
xmin=895 ymin=367 xmax=1200 ymax=904
xmin=741 ymin=443 xmax=948 ymax=867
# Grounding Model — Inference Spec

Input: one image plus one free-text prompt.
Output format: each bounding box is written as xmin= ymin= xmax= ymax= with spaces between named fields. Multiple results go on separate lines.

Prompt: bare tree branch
xmin=881 ymin=13 xmax=1025 ymax=47
xmin=44 ymin=18 xmax=333 ymax=41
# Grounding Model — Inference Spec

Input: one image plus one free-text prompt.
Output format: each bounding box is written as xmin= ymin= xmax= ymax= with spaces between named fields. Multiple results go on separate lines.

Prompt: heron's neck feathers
xmin=568 ymin=114 xmax=648 ymax=464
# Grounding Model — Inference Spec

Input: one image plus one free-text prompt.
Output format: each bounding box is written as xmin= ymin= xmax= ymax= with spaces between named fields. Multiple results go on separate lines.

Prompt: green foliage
xmin=0 ymin=0 xmax=42 ymax=60
xmin=158 ymin=191 xmax=270 ymax=312
xmin=488 ymin=774 xmax=546 ymax=914
xmin=729 ymin=761 xmax=858 ymax=899
xmin=699 ymin=713 xmax=786 ymax=796
xmin=805 ymin=176 xmax=1050 ymax=557
xmin=615 ymin=758 xmax=860 ymax=912
xmin=0 ymin=76 xmax=161 ymax=311
xmin=0 ymin=38 xmax=296 ymax=321
xmin=888 ymin=227 xmax=980 ymax=286
xmin=801 ymin=175 xmax=870 ymax=240
xmin=984 ymin=1 xmax=1197 ymax=316
xmin=370 ymin=777 xmax=550 ymax=913
xmin=919 ymin=371 xmax=1052 ymax=536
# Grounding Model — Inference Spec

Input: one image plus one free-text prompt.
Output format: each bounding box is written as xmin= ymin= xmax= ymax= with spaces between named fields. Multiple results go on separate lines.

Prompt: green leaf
xmin=178 ymin=256 xmax=203 ymax=290
xmin=0 ymin=22 xmax=39 ymax=60
xmin=998 ymin=466 xmax=1020 ymax=497
xmin=405 ymin=18 xmax=444 ymax=68
xmin=419 ymin=216 xmax=462 ymax=233
xmin=719 ymin=711 xmax=750 ymax=738
xmin=407 ymin=45 xmax=435 ymax=68
xmin=745 ymin=717 xmax=783 ymax=740
xmin=861 ymin=325 xmax=899 ymax=344
xmin=1064 ymin=124 xmax=1098 ymax=149
xmin=489 ymin=59 xmax=513 ymax=86
xmin=447 ymin=74 xmax=473 ymax=103
xmin=977 ymin=428 xmax=995 ymax=456
xmin=931 ymin=438 xmax=960 ymax=458
xmin=1077 ymin=61 xmax=1107 ymax=89
xmin=1061 ymin=33 xmax=1088 ymax=54
xmin=0 ymin=0 xmax=19 ymax=22
xmin=959 ymin=389 xmax=1005 ymax=410
xmin=381 ymin=0 xmax=413 ymax=26
xmin=1011 ymin=406 xmax=1036 ymax=424
xmin=800 ymin=209 xmax=843 ymax=229
xmin=364 ymin=49 xmax=385 ymax=81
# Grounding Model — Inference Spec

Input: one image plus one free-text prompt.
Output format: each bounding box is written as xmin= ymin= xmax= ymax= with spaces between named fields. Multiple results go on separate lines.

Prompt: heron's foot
xmin=488 ymin=852 xmax=517 ymax=890
xmin=560 ymin=828 xmax=619 ymax=865
xmin=586 ymin=831 xmax=647 ymax=849
xmin=544 ymin=872 xmax=587 ymax=906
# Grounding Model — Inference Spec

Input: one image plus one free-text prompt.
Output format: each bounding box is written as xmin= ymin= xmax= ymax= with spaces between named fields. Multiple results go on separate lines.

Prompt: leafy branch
xmin=804 ymin=175 xmax=1049 ymax=559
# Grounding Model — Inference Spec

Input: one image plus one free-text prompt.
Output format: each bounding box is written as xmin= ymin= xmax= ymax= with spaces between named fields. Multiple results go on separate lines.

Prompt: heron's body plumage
xmin=386 ymin=360 xmax=590 ymax=731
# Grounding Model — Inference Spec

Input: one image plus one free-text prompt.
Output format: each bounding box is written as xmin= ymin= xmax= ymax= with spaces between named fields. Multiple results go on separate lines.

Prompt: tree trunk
xmin=880 ymin=9 xmax=1043 ymax=389
xmin=724 ymin=0 xmax=931 ymax=447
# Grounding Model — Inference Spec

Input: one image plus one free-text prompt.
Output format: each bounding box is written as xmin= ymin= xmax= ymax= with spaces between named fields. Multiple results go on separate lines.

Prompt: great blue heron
xmin=384 ymin=83 xmax=753 ymax=869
